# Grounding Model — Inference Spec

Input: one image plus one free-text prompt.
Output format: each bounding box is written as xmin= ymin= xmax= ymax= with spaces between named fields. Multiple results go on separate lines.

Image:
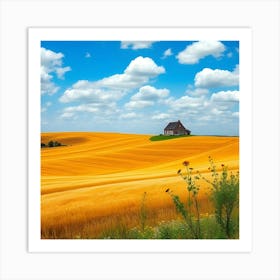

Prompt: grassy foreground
xmin=41 ymin=132 xmax=239 ymax=239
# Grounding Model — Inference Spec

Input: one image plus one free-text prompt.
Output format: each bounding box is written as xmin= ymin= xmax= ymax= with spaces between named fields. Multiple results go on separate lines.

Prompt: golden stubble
xmin=41 ymin=132 xmax=239 ymax=238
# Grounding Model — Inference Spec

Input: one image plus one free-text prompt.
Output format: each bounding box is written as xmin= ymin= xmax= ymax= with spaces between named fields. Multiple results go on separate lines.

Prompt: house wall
xmin=164 ymin=130 xmax=174 ymax=135
xmin=164 ymin=129 xmax=189 ymax=135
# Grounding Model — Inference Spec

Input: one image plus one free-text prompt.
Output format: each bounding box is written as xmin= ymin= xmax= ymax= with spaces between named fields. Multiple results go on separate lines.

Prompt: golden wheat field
xmin=41 ymin=132 xmax=239 ymax=239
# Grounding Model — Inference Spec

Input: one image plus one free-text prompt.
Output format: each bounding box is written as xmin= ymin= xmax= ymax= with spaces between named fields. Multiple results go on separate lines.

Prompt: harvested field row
xmin=41 ymin=132 xmax=239 ymax=238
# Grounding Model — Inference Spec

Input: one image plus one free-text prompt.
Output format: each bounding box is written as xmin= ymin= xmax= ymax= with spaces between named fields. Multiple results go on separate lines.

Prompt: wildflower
xmin=177 ymin=169 xmax=181 ymax=174
xmin=221 ymin=164 xmax=224 ymax=167
xmin=183 ymin=161 xmax=190 ymax=166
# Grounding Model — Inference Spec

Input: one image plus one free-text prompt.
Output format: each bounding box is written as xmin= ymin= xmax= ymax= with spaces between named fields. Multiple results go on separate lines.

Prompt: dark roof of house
xmin=164 ymin=120 xmax=190 ymax=131
xmin=165 ymin=121 xmax=181 ymax=130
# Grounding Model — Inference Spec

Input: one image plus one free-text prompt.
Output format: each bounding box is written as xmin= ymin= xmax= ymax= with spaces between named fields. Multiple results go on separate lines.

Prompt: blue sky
xmin=41 ymin=40 xmax=239 ymax=135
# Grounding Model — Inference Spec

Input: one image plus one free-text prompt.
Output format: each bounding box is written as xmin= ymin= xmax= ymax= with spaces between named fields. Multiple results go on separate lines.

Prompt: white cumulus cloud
xmin=162 ymin=48 xmax=173 ymax=59
xmin=96 ymin=56 xmax=165 ymax=90
xmin=59 ymin=81 xmax=124 ymax=103
xmin=130 ymin=85 xmax=169 ymax=101
xmin=56 ymin=66 xmax=71 ymax=79
xmin=185 ymin=87 xmax=209 ymax=96
xmin=60 ymin=57 xmax=165 ymax=105
xmin=60 ymin=102 xmax=118 ymax=120
xmin=152 ymin=113 xmax=170 ymax=120
xmin=125 ymin=100 xmax=154 ymax=110
xmin=210 ymin=90 xmax=239 ymax=102
xmin=125 ymin=86 xmax=169 ymax=110
xmin=124 ymin=56 xmax=165 ymax=78
xmin=176 ymin=41 xmax=226 ymax=64
xmin=194 ymin=66 xmax=239 ymax=88
xmin=169 ymin=96 xmax=206 ymax=110
xmin=121 ymin=41 xmax=154 ymax=50
xmin=59 ymin=57 xmax=166 ymax=120
xmin=41 ymin=47 xmax=71 ymax=95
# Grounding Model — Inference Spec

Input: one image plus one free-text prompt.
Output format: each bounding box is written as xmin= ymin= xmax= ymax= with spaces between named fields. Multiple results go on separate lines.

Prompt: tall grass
xmin=41 ymin=201 xmax=179 ymax=239
xmin=41 ymin=157 xmax=239 ymax=239
xmin=166 ymin=160 xmax=202 ymax=238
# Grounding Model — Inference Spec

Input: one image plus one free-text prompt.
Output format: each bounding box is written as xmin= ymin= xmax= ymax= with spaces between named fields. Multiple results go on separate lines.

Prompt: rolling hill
xmin=41 ymin=132 xmax=239 ymax=238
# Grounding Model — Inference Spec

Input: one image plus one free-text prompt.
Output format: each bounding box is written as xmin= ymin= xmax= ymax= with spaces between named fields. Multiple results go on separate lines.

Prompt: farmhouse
xmin=164 ymin=120 xmax=191 ymax=136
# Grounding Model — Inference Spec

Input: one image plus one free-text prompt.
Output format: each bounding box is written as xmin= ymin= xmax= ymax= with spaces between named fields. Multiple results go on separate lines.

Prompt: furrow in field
xmin=41 ymin=132 xmax=239 ymax=238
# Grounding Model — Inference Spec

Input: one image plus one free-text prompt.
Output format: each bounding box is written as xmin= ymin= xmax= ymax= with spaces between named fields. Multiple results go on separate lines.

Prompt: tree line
xmin=41 ymin=140 xmax=64 ymax=148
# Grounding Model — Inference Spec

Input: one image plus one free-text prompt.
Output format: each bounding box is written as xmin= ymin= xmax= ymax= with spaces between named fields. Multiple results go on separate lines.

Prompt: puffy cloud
xmin=41 ymin=47 xmax=71 ymax=95
xmin=125 ymin=100 xmax=154 ymax=110
xmin=59 ymin=57 xmax=166 ymax=122
xmin=60 ymin=102 xmax=118 ymax=119
xmin=185 ymin=87 xmax=209 ymax=96
xmin=60 ymin=57 xmax=165 ymax=104
xmin=161 ymin=91 xmax=239 ymax=136
xmin=152 ymin=113 xmax=170 ymax=120
xmin=121 ymin=41 xmax=154 ymax=49
xmin=162 ymin=48 xmax=173 ymax=58
xmin=124 ymin=56 xmax=165 ymax=79
xmin=168 ymin=95 xmax=206 ymax=111
xmin=176 ymin=41 xmax=225 ymax=64
xmin=131 ymin=85 xmax=169 ymax=101
xmin=210 ymin=108 xmax=224 ymax=116
xmin=60 ymin=112 xmax=76 ymax=119
xmin=41 ymin=47 xmax=64 ymax=69
xmin=194 ymin=66 xmax=239 ymax=88
xmin=41 ymin=67 xmax=59 ymax=95
xmin=56 ymin=66 xmax=71 ymax=79
xmin=59 ymin=81 xmax=124 ymax=103
xmin=210 ymin=90 xmax=239 ymax=102
xmin=125 ymin=86 xmax=169 ymax=110
xmin=95 ymin=56 xmax=165 ymax=90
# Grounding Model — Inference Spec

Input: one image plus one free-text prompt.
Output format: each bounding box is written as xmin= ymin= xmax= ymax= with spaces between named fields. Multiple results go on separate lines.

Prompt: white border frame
xmin=28 ymin=27 xmax=252 ymax=253
xmin=1 ymin=0 xmax=279 ymax=279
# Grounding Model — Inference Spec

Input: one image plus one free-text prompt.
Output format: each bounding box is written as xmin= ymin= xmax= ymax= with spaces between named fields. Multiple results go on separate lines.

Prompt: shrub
xmin=46 ymin=140 xmax=63 ymax=148
xmin=167 ymin=158 xmax=239 ymax=239
xmin=155 ymin=220 xmax=189 ymax=239
xmin=48 ymin=140 xmax=54 ymax=147
xmin=202 ymin=157 xmax=239 ymax=238
xmin=54 ymin=141 xmax=61 ymax=147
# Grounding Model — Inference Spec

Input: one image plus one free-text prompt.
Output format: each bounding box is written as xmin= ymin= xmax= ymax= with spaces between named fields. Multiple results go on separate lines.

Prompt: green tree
xmin=48 ymin=140 xmax=54 ymax=147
